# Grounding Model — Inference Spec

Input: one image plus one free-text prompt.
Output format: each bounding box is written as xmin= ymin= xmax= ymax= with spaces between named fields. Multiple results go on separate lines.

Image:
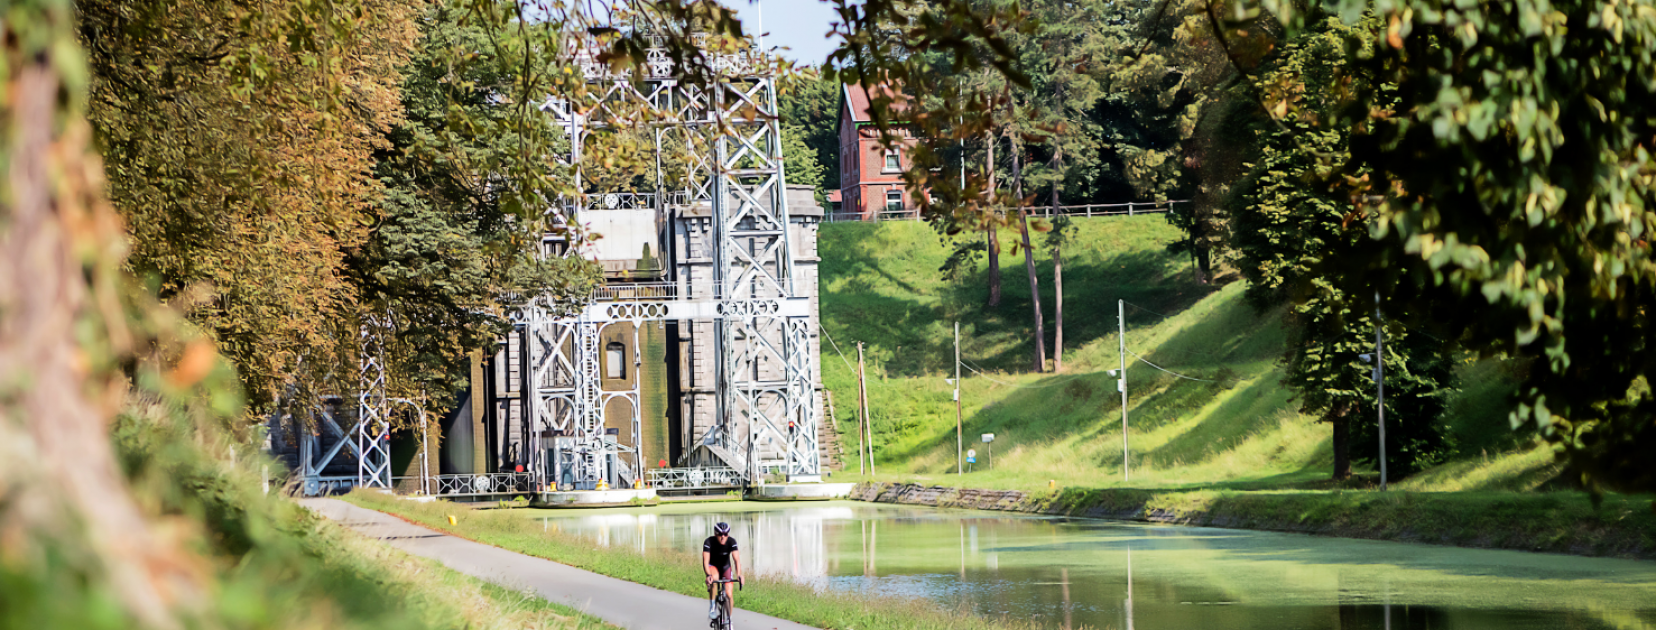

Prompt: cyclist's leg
xmin=719 ymin=566 xmax=735 ymax=615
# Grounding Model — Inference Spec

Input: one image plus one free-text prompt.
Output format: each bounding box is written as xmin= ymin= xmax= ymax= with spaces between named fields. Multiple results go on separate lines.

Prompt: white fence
xmin=592 ymin=282 xmax=677 ymax=301
xmin=825 ymin=199 xmax=1186 ymax=223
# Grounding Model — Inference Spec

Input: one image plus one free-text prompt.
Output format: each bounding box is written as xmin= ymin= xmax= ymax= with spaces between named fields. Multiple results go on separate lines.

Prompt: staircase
xmin=818 ymin=390 xmax=845 ymax=470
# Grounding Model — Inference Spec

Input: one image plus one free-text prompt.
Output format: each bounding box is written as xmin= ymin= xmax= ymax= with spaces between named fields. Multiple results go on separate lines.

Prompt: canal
xmin=531 ymin=500 xmax=1656 ymax=630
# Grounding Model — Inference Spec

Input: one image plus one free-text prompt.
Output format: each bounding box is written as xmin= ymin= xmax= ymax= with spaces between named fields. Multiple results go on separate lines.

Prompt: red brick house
xmin=838 ymin=83 xmax=919 ymax=219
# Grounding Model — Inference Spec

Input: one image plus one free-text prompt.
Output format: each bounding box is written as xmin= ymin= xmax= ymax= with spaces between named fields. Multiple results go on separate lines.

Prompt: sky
xmin=725 ymin=0 xmax=844 ymax=66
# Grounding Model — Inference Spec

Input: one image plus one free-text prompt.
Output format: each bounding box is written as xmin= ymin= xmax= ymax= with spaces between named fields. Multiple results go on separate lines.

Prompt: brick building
xmin=837 ymin=83 xmax=918 ymax=219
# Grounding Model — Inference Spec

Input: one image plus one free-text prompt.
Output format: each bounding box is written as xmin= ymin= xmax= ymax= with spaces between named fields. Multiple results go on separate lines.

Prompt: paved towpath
xmin=300 ymin=498 xmax=816 ymax=630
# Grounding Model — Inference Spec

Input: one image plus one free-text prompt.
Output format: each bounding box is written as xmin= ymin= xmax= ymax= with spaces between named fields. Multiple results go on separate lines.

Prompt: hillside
xmin=817 ymin=217 xmax=1553 ymax=492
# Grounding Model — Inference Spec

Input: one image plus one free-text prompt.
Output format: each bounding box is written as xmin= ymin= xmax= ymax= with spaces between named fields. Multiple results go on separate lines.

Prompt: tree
xmin=1010 ymin=135 xmax=1048 ymax=371
xmin=1307 ymin=0 xmax=1656 ymax=494
xmin=778 ymin=71 xmax=842 ymax=191
xmin=1043 ymin=216 xmax=1077 ymax=371
xmin=82 ymin=0 xmax=420 ymax=409
xmin=781 ymin=122 xmax=827 ymax=194
xmin=1232 ymin=14 xmax=1455 ymax=479
xmin=353 ymin=3 xmax=599 ymax=399
xmin=1106 ymin=0 xmax=1241 ymax=283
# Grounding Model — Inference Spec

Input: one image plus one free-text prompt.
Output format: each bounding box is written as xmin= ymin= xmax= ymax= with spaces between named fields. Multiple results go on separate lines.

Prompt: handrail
xmin=646 ymin=467 xmax=744 ymax=489
xmin=592 ymin=282 xmax=677 ymax=301
xmin=392 ymin=472 xmax=537 ymax=497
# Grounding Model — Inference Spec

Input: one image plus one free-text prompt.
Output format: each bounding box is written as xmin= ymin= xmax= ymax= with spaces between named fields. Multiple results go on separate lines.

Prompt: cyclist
xmin=702 ymin=521 xmax=743 ymax=619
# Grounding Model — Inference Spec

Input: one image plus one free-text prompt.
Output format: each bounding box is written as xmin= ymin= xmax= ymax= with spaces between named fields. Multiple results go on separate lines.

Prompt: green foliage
xmin=780 ymin=123 xmax=826 ymax=193
xmin=81 ymin=0 xmax=422 ymax=408
xmin=1231 ymin=14 xmax=1455 ymax=478
xmin=821 ymin=219 xmax=1540 ymax=489
xmin=1307 ymin=0 xmax=1656 ymax=493
xmin=354 ymin=3 xmax=600 ymax=401
xmin=778 ymin=71 xmax=841 ymax=189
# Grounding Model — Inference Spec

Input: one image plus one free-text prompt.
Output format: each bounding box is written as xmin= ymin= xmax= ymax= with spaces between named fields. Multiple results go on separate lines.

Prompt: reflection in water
xmin=536 ymin=501 xmax=1656 ymax=630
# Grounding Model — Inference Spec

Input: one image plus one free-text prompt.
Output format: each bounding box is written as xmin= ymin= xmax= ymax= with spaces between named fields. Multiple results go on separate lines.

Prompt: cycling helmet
xmin=714 ymin=522 xmax=731 ymax=535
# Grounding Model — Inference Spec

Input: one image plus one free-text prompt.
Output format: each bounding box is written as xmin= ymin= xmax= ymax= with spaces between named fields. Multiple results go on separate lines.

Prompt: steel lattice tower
xmin=526 ymin=32 xmax=821 ymax=488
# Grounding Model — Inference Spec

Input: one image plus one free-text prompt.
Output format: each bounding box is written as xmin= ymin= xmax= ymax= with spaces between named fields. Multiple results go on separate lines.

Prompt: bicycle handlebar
xmin=709 ymin=577 xmax=744 ymax=590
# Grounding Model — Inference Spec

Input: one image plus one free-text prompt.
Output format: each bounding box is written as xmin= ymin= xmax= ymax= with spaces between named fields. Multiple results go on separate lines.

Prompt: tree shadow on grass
xmin=1137 ymin=376 xmax=1298 ymax=470
xmin=935 ymin=250 xmax=1219 ymax=375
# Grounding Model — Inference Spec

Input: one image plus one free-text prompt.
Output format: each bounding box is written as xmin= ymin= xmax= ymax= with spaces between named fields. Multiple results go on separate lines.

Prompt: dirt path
xmin=300 ymin=498 xmax=816 ymax=630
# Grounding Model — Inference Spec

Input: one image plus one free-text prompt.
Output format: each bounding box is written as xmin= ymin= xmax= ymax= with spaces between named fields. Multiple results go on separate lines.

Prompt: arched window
xmin=605 ymin=342 xmax=626 ymax=379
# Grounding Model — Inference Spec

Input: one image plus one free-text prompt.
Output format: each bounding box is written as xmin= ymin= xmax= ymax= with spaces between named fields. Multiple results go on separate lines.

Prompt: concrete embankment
xmin=848 ymin=482 xmax=1656 ymax=560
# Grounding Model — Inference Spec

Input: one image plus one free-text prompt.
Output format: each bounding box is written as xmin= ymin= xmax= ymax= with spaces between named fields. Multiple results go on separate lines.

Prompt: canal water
xmin=530 ymin=501 xmax=1656 ymax=630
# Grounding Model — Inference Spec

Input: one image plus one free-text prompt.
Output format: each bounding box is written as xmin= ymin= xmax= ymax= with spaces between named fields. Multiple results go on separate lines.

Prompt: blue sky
xmin=725 ymin=0 xmax=844 ymax=66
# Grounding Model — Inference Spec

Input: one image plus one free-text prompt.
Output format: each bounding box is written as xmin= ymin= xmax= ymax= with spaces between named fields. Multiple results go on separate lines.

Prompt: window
xmin=884 ymin=150 xmax=900 ymax=171
xmin=605 ymin=342 xmax=626 ymax=379
xmin=885 ymin=190 xmax=904 ymax=213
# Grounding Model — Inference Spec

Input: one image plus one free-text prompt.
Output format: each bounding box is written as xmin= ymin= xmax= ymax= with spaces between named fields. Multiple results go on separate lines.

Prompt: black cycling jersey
xmin=703 ymin=535 xmax=739 ymax=568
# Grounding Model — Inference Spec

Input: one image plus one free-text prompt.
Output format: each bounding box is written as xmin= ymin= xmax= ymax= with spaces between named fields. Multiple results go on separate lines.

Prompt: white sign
xmin=967 ymin=449 xmax=977 ymax=458
xmin=981 ymin=433 xmax=995 ymax=443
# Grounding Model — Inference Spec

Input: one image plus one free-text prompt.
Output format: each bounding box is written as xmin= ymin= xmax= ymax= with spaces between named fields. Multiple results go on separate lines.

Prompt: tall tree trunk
xmin=1050 ymin=150 xmax=1063 ymax=372
xmin=985 ymin=131 xmax=1001 ymax=308
xmin=1 ymin=56 xmax=201 ymax=628
xmin=1330 ymin=402 xmax=1352 ymax=480
xmin=1053 ymin=245 xmax=1064 ymax=372
xmin=1012 ymin=134 xmax=1046 ymax=373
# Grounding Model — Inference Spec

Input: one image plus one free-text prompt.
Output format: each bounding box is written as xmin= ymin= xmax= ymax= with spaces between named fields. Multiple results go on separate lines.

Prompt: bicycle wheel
xmin=718 ymin=594 xmax=733 ymax=630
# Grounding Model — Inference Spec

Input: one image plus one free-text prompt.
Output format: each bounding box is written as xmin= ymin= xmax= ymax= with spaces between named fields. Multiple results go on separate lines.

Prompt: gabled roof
xmin=841 ymin=82 xmax=911 ymax=125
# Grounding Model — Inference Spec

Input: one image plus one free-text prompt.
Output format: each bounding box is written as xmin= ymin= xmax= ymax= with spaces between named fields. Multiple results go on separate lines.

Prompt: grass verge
xmin=345 ymin=490 xmax=1037 ymax=630
xmin=855 ymin=481 xmax=1656 ymax=559
xmin=311 ymin=508 xmax=616 ymax=630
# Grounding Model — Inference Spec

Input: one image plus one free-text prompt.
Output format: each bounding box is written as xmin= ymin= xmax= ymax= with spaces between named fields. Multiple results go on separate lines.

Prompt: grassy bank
xmin=819 ymin=217 xmax=1556 ymax=493
xmin=854 ymin=481 xmax=1656 ymax=560
xmin=345 ymin=490 xmax=1033 ymax=630
xmin=305 ymin=510 xmax=615 ymax=630
xmin=3 ymin=394 xmax=606 ymax=630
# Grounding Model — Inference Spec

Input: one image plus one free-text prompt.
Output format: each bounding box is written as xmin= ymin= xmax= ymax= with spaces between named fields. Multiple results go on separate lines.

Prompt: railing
xmin=646 ymin=467 xmax=744 ymax=489
xmin=592 ymin=282 xmax=677 ymax=301
xmin=391 ymin=473 xmax=537 ymax=497
xmin=825 ymin=209 xmax=920 ymax=223
xmin=826 ymin=200 xmax=1187 ymax=223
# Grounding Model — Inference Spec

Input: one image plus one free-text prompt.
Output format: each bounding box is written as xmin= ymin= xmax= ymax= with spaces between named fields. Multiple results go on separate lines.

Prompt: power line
xmin=959 ymin=358 xmax=1093 ymax=389
xmin=1125 ymin=347 xmax=1216 ymax=383
xmin=821 ymin=324 xmax=861 ymax=374
xmin=1123 ymin=300 xmax=1179 ymax=321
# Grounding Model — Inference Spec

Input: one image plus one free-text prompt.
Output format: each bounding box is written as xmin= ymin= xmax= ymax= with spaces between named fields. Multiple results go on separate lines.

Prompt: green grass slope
xmin=818 ymin=217 xmax=1553 ymax=492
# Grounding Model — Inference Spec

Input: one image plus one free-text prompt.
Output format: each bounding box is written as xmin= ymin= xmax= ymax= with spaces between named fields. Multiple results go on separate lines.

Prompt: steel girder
xmin=529 ymin=34 xmax=819 ymax=487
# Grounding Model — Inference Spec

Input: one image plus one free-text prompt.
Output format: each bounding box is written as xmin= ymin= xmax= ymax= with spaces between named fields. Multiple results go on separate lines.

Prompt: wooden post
xmin=858 ymin=342 xmax=874 ymax=475
xmin=955 ymin=322 xmax=963 ymax=475
xmin=856 ymin=342 xmax=867 ymax=474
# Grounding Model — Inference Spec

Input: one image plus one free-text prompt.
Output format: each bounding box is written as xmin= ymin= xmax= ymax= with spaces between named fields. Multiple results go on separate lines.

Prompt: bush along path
xmin=849 ymin=482 xmax=1656 ymax=560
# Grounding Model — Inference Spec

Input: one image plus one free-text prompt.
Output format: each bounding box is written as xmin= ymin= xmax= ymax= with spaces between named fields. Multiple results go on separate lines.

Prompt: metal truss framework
xmin=526 ymin=33 xmax=821 ymax=487
xmin=292 ymin=317 xmax=394 ymax=497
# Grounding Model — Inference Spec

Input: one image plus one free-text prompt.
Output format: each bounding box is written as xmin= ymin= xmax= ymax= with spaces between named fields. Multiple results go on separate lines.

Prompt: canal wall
xmin=848 ymin=482 xmax=1656 ymax=560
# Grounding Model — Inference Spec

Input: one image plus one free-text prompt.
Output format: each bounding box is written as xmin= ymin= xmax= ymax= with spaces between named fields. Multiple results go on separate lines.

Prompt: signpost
xmin=981 ymin=433 xmax=995 ymax=470
xmin=966 ymin=448 xmax=977 ymax=472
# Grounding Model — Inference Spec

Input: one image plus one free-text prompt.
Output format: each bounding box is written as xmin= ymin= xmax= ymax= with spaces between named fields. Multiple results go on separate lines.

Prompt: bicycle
xmin=707 ymin=576 xmax=743 ymax=630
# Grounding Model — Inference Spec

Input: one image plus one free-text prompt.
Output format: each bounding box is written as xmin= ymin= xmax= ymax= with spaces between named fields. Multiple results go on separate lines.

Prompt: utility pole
xmin=1375 ymin=290 xmax=1387 ymax=491
xmin=856 ymin=342 xmax=867 ymax=474
xmin=858 ymin=342 xmax=875 ymax=475
xmin=955 ymin=321 xmax=963 ymax=475
xmin=1118 ymin=299 xmax=1129 ymax=481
